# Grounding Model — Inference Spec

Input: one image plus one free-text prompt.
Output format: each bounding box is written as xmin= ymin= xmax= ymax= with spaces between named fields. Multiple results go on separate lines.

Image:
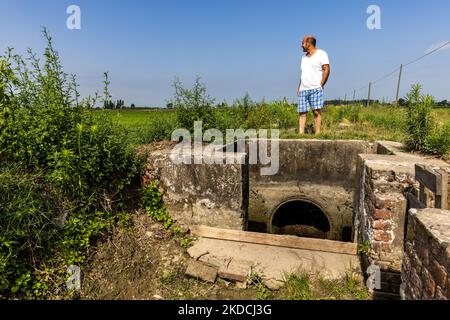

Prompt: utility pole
xmin=395 ymin=64 xmax=403 ymax=107
xmin=367 ymin=82 xmax=372 ymax=108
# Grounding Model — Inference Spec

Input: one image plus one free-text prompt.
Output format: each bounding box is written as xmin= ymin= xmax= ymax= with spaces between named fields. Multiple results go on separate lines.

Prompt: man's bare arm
xmin=321 ymin=64 xmax=330 ymax=88
xmin=297 ymin=78 xmax=302 ymax=96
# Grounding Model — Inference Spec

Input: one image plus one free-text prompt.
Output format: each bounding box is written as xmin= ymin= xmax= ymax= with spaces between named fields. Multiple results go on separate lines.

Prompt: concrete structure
xmin=248 ymin=140 xmax=376 ymax=241
xmin=142 ymin=139 xmax=450 ymax=298
xmin=143 ymin=148 xmax=248 ymax=230
xmin=354 ymin=141 xmax=450 ymax=298
xmin=188 ymin=226 xmax=360 ymax=290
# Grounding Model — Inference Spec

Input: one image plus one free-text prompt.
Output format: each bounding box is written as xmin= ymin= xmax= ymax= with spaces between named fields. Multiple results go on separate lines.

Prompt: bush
xmin=0 ymin=166 xmax=59 ymax=297
xmin=401 ymin=84 xmax=450 ymax=158
xmin=214 ymin=94 xmax=254 ymax=133
xmin=0 ymin=28 xmax=141 ymax=298
xmin=171 ymin=76 xmax=217 ymax=133
xmin=423 ymin=122 xmax=450 ymax=158
xmin=404 ymin=84 xmax=435 ymax=151
xmin=141 ymin=181 xmax=173 ymax=229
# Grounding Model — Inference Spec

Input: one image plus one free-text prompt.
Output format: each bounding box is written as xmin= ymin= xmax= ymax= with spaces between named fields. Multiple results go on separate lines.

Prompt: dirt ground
xmin=80 ymin=213 xmax=258 ymax=300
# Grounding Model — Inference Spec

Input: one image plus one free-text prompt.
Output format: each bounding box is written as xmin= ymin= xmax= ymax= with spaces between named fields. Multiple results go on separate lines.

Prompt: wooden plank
xmin=419 ymin=184 xmax=428 ymax=207
xmin=415 ymin=164 xmax=441 ymax=195
xmin=406 ymin=192 xmax=426 ymax=210
xmin=436 ymin=169 xmax=448 ymax=210
xmin=191 ymin=226 xmax=358 ymax=256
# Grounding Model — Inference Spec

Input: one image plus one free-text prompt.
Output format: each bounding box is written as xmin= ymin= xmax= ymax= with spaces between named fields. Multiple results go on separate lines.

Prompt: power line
xmin=404 ymin=41 xmax=450 ymax=67
xmin=346 ymin=40 xmax=450 ymax=101
xmin=372 ymin=67 xmax=400 ymax=85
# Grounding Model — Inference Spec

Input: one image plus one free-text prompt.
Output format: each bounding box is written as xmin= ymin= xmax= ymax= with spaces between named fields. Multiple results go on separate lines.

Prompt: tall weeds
xmin=0 ymin=28 xmax=140 ymax=298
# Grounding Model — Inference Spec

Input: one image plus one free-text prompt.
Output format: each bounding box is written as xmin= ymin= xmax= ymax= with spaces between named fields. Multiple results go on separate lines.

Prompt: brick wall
xmin=356 ymin=159 xmax=413 ymax=297
xmin=401 ymin=208 xmax=450 ymax=300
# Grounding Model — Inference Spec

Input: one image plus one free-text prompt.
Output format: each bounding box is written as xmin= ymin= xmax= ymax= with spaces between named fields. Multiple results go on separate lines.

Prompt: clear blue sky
xmin=1 ymin=0 xmax=449 ymax=106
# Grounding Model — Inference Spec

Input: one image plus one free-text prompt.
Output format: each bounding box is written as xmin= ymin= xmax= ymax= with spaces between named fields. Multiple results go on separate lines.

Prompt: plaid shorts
xmin=298 ymin=87 xmax=324 ymax=113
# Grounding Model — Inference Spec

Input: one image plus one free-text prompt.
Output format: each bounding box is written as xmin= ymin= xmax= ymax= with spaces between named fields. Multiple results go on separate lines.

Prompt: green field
xmin=106 ymin=105 xmax=450 ymax=146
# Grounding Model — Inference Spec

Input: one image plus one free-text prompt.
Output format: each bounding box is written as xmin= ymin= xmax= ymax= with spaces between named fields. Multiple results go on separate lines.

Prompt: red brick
xmin=375 ymin=197 xmax=396 ymax=210
xmin=381 ymin=242 xmax=393 ymax=252
xmin=429 ymin=259 xmax=448 ymax=289
xmin=446 ymin=247 xmax=450 ymax=270
xmin=435 ymin=286 xmax=446 ymax=300
xmin=446 ymin=279 xmax=450 ymax=299
xmin=373 ymin=220 xmax=392 ymax=231
xmin=410 ymin=269 xmax=422 ymax=292
xmin=373 ymin=209 xmax=392 ymax=220
xmin=374 ymin=230 xmax=392 ymax=242
xmin=421 ymin=268 xmax=436 ymax=299
xmin=418 ymin=245 xmax=430 ymax=267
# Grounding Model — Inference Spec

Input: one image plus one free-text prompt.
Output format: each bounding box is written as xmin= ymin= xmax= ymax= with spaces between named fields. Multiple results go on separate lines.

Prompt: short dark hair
xmin=306 ymin=36 xmax=317 ymax=47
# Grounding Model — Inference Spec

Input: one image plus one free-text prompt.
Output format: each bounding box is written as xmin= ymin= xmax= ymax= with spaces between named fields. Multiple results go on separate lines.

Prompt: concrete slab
xmin=188 ymin=237 xmax=360 ymax=290
xmin=218 ymin=259 xmax=252 ymax=283
xmin=185 ymin=259 xmax=218 ymax=283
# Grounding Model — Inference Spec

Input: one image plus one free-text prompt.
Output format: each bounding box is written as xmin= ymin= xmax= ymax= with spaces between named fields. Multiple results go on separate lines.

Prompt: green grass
xmin=104 ymin=106 xmax=450 ymax=147
xmin=280 ymin=271 xmax=370 ymax=300
xmin=107 ymin=109 xmax=178 ymax=145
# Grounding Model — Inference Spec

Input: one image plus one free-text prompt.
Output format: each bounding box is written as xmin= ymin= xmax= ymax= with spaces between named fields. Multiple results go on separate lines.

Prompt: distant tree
xmin=102 ymin=71 xmax=112 ymax=109
xmin=115 ymin=99 xmax=124 ymax=109
xmin=130 ymin=103 xmax=136 ymax=109
xmin=166 ymin=102 xmax=173 ymax=109
xmin=398 ymin=98 xmax=407 ymax=107
xmin=437 ymin=100 xmax=449 ymax=107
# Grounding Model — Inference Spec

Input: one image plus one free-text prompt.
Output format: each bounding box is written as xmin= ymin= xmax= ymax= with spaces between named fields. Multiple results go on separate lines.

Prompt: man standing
xmin=297 ymin=35 xmax=330 ymax=135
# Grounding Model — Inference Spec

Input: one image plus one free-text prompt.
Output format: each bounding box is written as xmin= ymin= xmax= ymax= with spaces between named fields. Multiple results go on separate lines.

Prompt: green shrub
xmin=405 ymin=84 xmax=435 ymax=151
xmin=141 ymin=181 xmax=173 ymax=229
xmin=58 ymin=211 xmax=113 ymax=265
xmin=171 ymin=76 xmax=217 ymax=133
xmin=0 ymin=28 xmax=141 ymax=298
xmin=0 ymin=166 xmax=59 ymax=297
xmin=423 ymin=122 xmax=450 ymax=158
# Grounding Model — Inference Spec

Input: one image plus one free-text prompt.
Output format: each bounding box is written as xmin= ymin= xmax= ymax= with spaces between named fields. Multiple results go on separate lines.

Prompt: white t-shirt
xmin=300 ymin=49 xmax=329 ymax=91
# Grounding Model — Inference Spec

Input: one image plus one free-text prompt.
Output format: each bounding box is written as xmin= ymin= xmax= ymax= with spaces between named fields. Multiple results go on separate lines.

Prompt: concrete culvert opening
xmin=269 ymin=200 xmax=331 ymax=240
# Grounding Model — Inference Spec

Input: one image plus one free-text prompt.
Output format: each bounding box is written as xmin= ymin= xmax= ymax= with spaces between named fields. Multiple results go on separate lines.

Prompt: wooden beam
xmin=415 ymin=164 xmax=442 ymax=195
xmin=191 ymin=226 xmax=358 ymax=256
xmin=419 ymin=184 xmax=428 ymax=207
xmin=406 ymin=192 xmax=426 ymax=210
xmin=436 ymin=169 xmax=448 ymax=210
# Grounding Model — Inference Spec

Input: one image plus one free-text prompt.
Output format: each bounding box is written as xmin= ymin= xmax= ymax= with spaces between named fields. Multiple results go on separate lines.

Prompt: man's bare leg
xmin=313 ymin=109 xmax=321 ymax=135
xmin=299 ymin=113 xmax=307 ymax=134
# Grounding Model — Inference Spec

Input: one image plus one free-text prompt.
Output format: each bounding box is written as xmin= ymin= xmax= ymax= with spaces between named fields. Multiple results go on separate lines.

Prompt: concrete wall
xmin=249 ymin=140 xmax=377 ymax=188
xmin=143 ymin=148 xmax=248 ymax=230
xmin=249 ymin=140 xmax=377 ymax=241
xmin=401 ymin=209 xmax=450 ymax=300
